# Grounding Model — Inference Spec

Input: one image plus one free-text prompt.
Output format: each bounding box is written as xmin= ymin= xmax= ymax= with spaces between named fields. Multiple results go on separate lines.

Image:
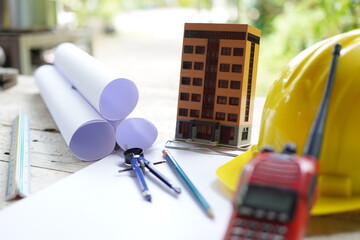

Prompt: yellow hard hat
xmin=216 ymin=29 xmax=360 ymax=215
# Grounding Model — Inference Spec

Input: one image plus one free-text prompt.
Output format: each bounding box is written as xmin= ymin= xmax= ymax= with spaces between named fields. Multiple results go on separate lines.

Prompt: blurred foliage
xmin=179 ymin=0 xmax=212 ymax=8
xmin=61 ymin=0 xmax=212 ymax=27
xmin=61 ymin=0 xmax=360 ymax=95
xmin=247 ymin=0 xmax=360 ymax=58
xmin=239 ymin=0 xmax=360 ymax=95
xmin=243 ymin=0 xmax=283 ymax=35
xmin=62 ymin=0 xmax=122 ymax=26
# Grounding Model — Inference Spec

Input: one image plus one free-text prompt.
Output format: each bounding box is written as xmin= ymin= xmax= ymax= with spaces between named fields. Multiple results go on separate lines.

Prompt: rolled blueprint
xmin=54 ymin=42 xmax=138 ymax=121
xmin=35 ymin=65 xmax=116 ymax=161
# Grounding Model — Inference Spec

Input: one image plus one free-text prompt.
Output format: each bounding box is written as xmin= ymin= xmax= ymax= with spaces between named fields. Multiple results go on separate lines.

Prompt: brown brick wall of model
xmin=175 ymin=23 xmax=261 ymax=147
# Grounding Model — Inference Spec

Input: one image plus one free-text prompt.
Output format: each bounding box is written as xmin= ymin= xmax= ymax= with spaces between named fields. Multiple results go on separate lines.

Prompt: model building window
xmin=207 ymin=64 xmax=217 ymax=72
xmin=215 ymin=112 xmax=226 ymax=120
xmin=241 ymin=127 xmax=249 ymax=140
xmin=194 ymin=62 xmax=204 ymax=70
xmin=209 ymin=47 xmax=218 ymax=58
xmin=220 ymin=63 xmax=230 ymax=72
xmin=196 ymin=125 xmax=212 ymax=140
xmin=191 ymin=94 xmax=201 ymax=102
xmin=229 ymin=97 xmax=239 ymax=106
xmin=181 ymin=77 xmax=191 ymax=85
xmin=179 ymin=108 xmax=188 ymax=116
xmin=184 ymin=45 xmax=194 ymax=53
xmin=233 ymin=48 xmax=244 ymax=56
xmin=220 ymin=126 xmax=235 ymax=144
xmin=245 ymin=106 xmax=250 ymax=122
xmin=232 ymin=64 xmax=242 ymax=73
xmin=180 ymin=92 xmax=190 ymax=101
xmin=179 ymin=121 xmax=190 ymax=138
xmin=202 ymin=109 xmax=213 ymax=119
xmin=203 ymin=95 xmax=214 ymax=104
xmin=206 ymin=78 xmax=216 ymax=88
xmin=221 ymin=47 xmax=231 ymax=56
xmin=228 ymin=113 xmax=238 ymax=122
xmin=190 ymin=109 xmax=200 ymax=118
xmin=193 ymin=78 xmax=202 ymax=86
xmin=230 ymin=80 xmax=241 ymax=89
xmin=218 ymin=79 xmax=229 ymax=88
xmin=217 ymin=96 xmax=227 ymax=104
xmin=195 ymin=46 xmax=205 ymax=54
xmin=182 ymin=61 xmax=192 ymax=69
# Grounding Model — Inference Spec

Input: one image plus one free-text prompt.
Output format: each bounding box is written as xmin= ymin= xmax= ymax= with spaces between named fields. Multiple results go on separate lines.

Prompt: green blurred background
xmin=60 ymin=0 xmax=360 ymax=96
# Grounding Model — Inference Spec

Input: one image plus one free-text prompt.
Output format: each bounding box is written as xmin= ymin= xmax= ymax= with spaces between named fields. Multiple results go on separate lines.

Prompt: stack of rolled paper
xmin=35 ymin=43 xmax=158 ymax=161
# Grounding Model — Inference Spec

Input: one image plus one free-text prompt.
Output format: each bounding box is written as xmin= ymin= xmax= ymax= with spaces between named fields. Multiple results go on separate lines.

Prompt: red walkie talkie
xmin=223 ymin=43 xmax=341 ymax=240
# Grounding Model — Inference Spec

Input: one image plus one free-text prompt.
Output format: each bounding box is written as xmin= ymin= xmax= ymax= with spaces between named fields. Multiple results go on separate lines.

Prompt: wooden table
xmin=1 ymin=76 xmax=360 ymax=239
xmin=0 ymin=76 xmax=93 ymax=210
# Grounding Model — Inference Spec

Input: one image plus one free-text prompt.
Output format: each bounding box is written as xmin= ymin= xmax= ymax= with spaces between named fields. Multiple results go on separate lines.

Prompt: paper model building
xmin=175 ymin=23 xmax=261 ymax=147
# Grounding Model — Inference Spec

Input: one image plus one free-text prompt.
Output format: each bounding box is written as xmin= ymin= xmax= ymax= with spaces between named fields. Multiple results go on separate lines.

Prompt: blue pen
xmin=162 ymin=149 xmax=214 ymax=218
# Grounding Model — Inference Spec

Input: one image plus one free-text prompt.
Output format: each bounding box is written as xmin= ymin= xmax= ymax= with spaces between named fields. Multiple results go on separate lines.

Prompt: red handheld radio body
xmin=223 ymin=145 xmax=318 ymax=240
xmin=224 ymin=43 xmax=341 ymax=240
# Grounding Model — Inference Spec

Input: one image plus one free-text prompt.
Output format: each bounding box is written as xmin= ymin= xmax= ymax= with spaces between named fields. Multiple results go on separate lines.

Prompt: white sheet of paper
xmin=0 ymin=143 xmax=234 ymax=240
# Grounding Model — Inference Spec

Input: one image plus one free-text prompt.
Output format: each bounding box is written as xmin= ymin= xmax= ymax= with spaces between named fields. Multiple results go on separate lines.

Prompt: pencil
xmin=162 ymin=149 xmax=214 ymax=218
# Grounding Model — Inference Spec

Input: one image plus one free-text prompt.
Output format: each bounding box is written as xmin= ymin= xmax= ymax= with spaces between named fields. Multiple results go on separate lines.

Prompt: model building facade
xmin=175 ymin=23 xmax=261 ymax=147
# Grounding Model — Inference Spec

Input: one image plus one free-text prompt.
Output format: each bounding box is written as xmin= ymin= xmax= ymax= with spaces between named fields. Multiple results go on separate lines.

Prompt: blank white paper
xmin=0 ymin=144 xmax=234 ymax=240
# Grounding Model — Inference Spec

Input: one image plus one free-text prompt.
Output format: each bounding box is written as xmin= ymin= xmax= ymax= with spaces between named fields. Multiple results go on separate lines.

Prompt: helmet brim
xmin=216 ymin=148 xmax=255 ymax=192
xmin=216 ymin=148 xmax=360 ymax=215
xmin=312 ymin=196 xmax=360 ymax=215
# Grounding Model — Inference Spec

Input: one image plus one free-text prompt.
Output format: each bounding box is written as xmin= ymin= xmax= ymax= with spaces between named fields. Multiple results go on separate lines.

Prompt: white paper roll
xmin=35 ymin=65 xmax=116 ymax=161
xmin=116 ymin=118 xmax=158 ymax=150
xmin=110 ymin=108 xmax=158 ymax=150
xmin=54 ymin=42 xmax=139 ymax=121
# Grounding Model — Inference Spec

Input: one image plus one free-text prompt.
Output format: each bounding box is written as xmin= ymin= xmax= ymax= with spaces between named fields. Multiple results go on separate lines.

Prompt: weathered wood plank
xmin=0 ymin=119 xmax=92 ymax=173
xmin=0 ymin=76 xmax=58 ymax=131
xmin=0 ymin=76 xmax=93 ymax=210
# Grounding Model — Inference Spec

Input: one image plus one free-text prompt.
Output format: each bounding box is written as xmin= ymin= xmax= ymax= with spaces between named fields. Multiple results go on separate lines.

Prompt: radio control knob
xmin=260 ymin=145 xmax=275 ymax=152
xmin=282 ymin=143 xmax=297 ymax=154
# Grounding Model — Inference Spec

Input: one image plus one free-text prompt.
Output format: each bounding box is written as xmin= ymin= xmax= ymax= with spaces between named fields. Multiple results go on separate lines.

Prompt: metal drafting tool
xmin=118 ymin=160 xmax=166 ymax=172
xmin=123 ymin=148 xmax=181 ymax=202
xmin=6 ymin=113 xmax=31 ymax=201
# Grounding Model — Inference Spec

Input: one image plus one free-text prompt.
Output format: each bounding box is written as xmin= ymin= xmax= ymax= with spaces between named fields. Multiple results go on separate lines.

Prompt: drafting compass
xmin=122 ymin=148 xmax=181 ymax=201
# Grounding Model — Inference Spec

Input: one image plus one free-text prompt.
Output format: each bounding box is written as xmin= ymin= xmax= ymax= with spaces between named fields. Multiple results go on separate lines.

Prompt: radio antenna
xmin=303 ymin=43 xmax=341 ymax=158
